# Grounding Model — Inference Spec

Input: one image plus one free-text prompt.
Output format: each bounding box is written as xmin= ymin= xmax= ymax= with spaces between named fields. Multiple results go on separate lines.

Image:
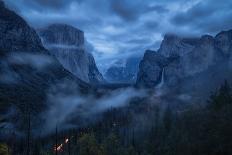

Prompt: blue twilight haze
xmin=4 ymin=0 xmax=232 ymax=71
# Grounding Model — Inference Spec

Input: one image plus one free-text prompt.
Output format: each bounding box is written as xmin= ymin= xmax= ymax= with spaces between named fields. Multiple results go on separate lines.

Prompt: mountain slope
xmin=0 ymin=2 xmax=44 ymax=53
xmin=0 ymin=1 xmax=90 ymax=114
xmin=38 ymin=24 xmax=104 ymax=85
xmin=136 ymin=30 xmax=232 ymax=98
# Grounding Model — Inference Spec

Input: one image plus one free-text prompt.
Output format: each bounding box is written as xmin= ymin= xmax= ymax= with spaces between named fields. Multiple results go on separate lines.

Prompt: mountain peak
xmin=137 ymin=28 xmax=232 ymax=88
xmin=201 ymin=34 xmax=213 ymax=40
xmin=163 ymin=33 xmax=180 ymax=41
xmin=46 ymin=23 xmax=83 ymax=33
xmin=215 ymin=29 xmax=232 ymax=38
xmin=159 ymin=33 xmax=194 ymax=57
xmin=0 ymin=0 xmax=4 ymax=7
xmin=38 ymin=24 xmax=104 ymax=84
xmin=38 ymin=24 xmax=84 ymax=46
xmin=215 ymin=29 xmax=232 ymax=55
xmin=144 ymin=49 xmax=156 ymax=55
xmin=0 ymin=0 xmax=45 ymax=53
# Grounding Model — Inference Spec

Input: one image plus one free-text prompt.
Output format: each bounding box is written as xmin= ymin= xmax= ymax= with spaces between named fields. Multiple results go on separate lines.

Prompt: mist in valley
xmin=1 ymin=0 xmax=232 ymax=155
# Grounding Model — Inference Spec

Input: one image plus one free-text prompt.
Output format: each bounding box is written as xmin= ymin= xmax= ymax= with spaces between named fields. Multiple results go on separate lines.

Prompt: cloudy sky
xmin=4 ymin=0 xmax=232 ymax=71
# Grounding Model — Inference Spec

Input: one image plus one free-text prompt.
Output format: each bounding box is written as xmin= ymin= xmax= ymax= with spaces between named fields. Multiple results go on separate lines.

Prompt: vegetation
xmin=1 ymin=81 xmax=232 ymax=155
xmin=0 ymin=143 xmax=11 ymax=155
xmin=77 ymin=133 xmax=104 ymax=155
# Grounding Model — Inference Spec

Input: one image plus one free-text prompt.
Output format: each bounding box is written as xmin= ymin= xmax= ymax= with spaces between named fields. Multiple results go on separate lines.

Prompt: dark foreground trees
xmin=3 ymin=81 xmax=232 ymax=155
xmin=72 ymin=81 xmax=232 ymax=155
xmin=146 ymin=80 xmax=232 ymax=155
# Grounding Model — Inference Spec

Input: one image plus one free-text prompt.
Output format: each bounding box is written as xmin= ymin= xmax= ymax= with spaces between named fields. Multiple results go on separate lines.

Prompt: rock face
xmin=215 ymin=30 xmax=232 ymax=69
xmin=158 ymin=34 xmax=199 ymax=57
xmin=136 ymin=50 xmax=169 ymax=87
xmin=0 ymin=1 xmax=44 ymax=53
xmin=0 ymin=1 xmax=89 ymax=114
xmin=215 ymin=30 xmax=232 ymax=56
xmin=39 ymin=24 xmax=84 ymax=46
xmin=105 ymin=57 xmax=141 ymax=83
xmin=38 ymin=24 xmax=104 ymax=84
xmin=136 ymin=30 xmax=232 ymax=89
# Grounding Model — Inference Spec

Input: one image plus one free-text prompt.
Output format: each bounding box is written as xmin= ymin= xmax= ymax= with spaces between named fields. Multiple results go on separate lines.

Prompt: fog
xmin=0 ymin=51 xmax=146 ymax=138
xmin=39 ymin=81 xmax=147 ymax=135
xmin=0 ymin=51 xmax=169 ymax=138
xmin=7 ymin=52 xmax=55 ymax=70
xmin=44 ymin=44 xmax=85 ymax=50
xmin=0 ymin=52 xmax=56 ymax=84
xmin=0 ymin=60 xmax=20 ymax=84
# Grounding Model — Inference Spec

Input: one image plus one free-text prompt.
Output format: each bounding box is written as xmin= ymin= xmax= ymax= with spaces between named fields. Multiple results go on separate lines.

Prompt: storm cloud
xmin=4 ymin=0 xmax=232 ymax=71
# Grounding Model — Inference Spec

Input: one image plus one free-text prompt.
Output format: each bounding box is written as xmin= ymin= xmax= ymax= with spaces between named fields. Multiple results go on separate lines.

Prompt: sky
xmin=4 ymin=0 xmax=232 ymax=71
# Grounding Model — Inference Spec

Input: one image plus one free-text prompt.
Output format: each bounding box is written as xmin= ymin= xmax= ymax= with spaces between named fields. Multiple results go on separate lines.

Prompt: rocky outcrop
xmin=136 ymin=30 xmax=232 ymax=88
xmin=39 ymin=24 xmax=84 ymax=46
xmin=215 ymin=30 xmax=232 ymax=56
xmin=0 ymin=1 xmax=90 ymax=114
xmin=0 ymin=1 xmax=44 ymax=53
xmin=136 ymin=50 xmax=169 ymax=87
xmin=105 ymin=57 xmax=141 ymax=83
xmin=38 ymin=24 xmax=104 ymax=84
xmin=215 ymin=30 xmax=232 ymax=69
xmin=158 ymin=34 xmax=199 ymax=57
xmin=88 ymin=53 xmax=105 ymax=83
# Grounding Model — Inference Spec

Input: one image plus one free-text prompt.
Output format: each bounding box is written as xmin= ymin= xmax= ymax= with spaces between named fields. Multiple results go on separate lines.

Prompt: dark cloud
xmin=110 ymin=0 xmax=169 ymax=22
xmin=144 ymin=21 xmax=159 ymax=30
xmin=20 ymin=0 xmax=84 ymax=10
xmin=170 ymin=0 xmax=232 ymax=33
xmin=196 ymin=12 xmax=232 ymax=34
xmin=147 ymin=5 xmax=169 ymax=14
xmin=31 ymin=0 xmax=67 ymax=9
xmin=3 ymin=0 xmax=232 ymax=71
xmin=126 ymin=38 xmax=152 ymax=44
xmin=171 ymin=2 xmax=214 ymax=26
xmin=110 ymin=0 xmax=143 ymax=21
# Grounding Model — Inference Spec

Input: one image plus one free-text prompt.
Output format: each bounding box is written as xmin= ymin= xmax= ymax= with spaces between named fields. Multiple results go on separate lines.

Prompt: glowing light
xmin=54 ymin=144 xmax=63 ymax=152
xmin=54 ymin=138 xmax=70 ymax=152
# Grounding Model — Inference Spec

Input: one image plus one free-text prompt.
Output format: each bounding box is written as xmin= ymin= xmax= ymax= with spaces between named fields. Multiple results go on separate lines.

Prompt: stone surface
xmin=158 ymin=34 xmax=198 ymax=57
xmin=0 ymin=1 xmax=90 ymax=114
xmin=136 ymin=30 xmax=232 ymax=88
xmin=38 ymin=24 xmax=84 ymax=46
xmin=136 ymin=50 xmax=168 ymax=87
xmin=0 ymin=2 xmax=45 ymax=53
xmin=38 ymin=24 xmax=104 ymax=84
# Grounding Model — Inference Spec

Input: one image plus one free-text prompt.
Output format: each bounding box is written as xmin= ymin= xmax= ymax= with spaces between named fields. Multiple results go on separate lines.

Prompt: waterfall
xmin=156 ymin=68 xmax=165 ymax=89
xmin=153 ymin=68 xmax=165 ymax=97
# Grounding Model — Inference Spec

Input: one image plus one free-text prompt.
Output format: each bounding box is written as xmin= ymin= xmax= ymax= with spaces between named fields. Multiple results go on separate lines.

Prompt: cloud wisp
xmin=39 ymin=82 xmax=147 ymax=135
xmin=4 ymin=0 xmax=232 ymax=70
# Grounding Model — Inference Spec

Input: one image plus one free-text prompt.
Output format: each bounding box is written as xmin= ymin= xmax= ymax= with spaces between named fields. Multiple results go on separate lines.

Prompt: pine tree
xmin=163 ymin=106 xmax=172 ymax=134
xmin=78 ymin=133 xmax=105 ymax=155
xmin=103 ymin=133 xmax=120 ymax=155
xmin=209 ymin=80 xmax=232 ymax=110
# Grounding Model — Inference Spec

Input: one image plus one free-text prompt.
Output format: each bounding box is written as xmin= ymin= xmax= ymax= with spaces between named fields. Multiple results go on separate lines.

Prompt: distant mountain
xmin=38 ymin=24 xmax=104 ymax=84
xmin=0 ymin=1 xmax=90 ymax=113
xmin=136 ymin=30 xmax=232 ymax=98
xmin=104 ymin=57 xmax=141 ymax=84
